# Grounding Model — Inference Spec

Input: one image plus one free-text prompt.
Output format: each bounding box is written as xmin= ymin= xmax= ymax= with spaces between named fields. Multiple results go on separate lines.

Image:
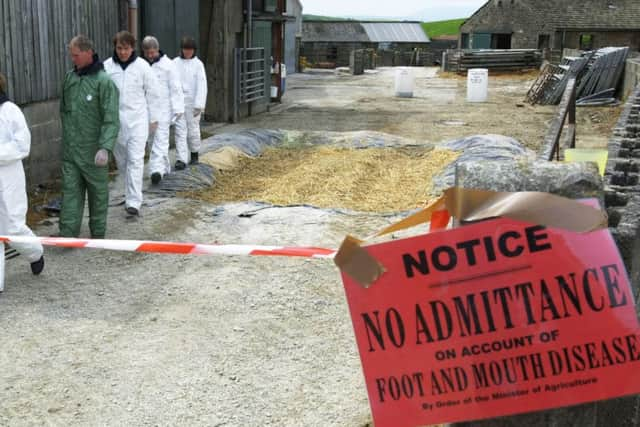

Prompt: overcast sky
xmin=300 ymin=0 xmax=486 ymax=21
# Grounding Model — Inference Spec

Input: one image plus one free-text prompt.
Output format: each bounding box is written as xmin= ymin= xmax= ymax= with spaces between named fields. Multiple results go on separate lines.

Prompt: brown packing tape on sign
xmin=333 ymin=235 xmax=386 ymax=289
xmin=444 ymin=187 xmax=608 ymax=233
xmin=334 ymin=187 xmax=608 ymax=288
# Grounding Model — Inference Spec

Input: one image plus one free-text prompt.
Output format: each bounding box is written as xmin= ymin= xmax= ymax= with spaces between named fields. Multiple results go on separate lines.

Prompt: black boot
xmin=31 ymin=256 xmax=45 ymax=275
xmin=151 ymin=172 xmax=162 ymax=185
xmin=126 ymin=206 xmax=139 ymax=216
xmin=175 ymin=160 xmax=186 ymax=170
xmin=190 ymin=152 xmax=199 ymax=165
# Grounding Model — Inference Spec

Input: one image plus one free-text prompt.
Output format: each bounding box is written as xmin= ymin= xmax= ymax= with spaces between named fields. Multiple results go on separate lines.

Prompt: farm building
xmin=300 ymin=21 xmax=431 ymax=68
xmin=285 ymin=0 xmax=304 ymax=74
xmin=460 ymin=0 xmax=640 ymax=52
xmin=0 ymin=0 xmax=125 ymax=184
xmin=149 ymin=0 xmax=295 ymax=121
xmin=0 ymin=0 xmax=302 ymax=185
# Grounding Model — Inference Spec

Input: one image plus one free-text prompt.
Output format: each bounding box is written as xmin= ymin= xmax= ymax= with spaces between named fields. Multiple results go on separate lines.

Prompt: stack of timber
xmin=446 ymin=49 xmax=542 ymax=73
xmin=576 ymin=47 xmax=629 ymax=106
xmin=526 ymin=47 xmax=629 ymax=106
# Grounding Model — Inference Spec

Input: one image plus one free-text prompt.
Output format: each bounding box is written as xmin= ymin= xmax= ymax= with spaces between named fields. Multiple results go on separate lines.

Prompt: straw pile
xmin=187 ymin=146 xmax=458 ymax=212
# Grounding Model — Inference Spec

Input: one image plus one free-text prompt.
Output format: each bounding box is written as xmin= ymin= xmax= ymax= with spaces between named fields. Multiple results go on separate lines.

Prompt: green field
xmin=421 ymin=18 xmax=466 ymax=38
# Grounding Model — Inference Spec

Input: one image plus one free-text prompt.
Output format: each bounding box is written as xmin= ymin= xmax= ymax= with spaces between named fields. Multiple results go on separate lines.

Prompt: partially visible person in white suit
xmin=173 ymin=36 xmax=207 ymax=169
xmin=142 ymin=35 xmax=184 ymax=185
xmin=0 ymin=72 xmax=45 ymax=292
xmin=104 ymin=31 xmax=161 ymax=216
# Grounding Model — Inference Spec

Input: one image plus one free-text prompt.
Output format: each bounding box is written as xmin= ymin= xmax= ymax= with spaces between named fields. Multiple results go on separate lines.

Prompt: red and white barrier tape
xmin=0 ymin=236 xmax=336 ymax=259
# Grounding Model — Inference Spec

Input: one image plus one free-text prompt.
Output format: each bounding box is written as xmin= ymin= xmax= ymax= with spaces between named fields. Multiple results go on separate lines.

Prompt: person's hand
xmin=193 ymin=108 xmax=202 ymax=117
xmin=94 ymin=149 xmax=109 ymax=167
xmin=149 ymin=121 xmax=159 ymax=134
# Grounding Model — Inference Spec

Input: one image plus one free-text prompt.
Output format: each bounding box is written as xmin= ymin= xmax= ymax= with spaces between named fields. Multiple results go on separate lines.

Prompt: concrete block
xmin=453 ymin=159 xmax=604 ymax=201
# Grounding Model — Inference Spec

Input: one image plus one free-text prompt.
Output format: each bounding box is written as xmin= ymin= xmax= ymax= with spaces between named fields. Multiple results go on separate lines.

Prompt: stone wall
xmin=603 ymin=85 xmax=640 ymax=300
xmin=562 ymin=30 xmax=640 ymax=52
xmin=461 ymin=0 xmax=640 ymax=51
xmin=623 ymin=56 xmax=640 ymax=100
xmin=300 ymin=42 xmax=375 ymax=67
xmin=22 ymin=100 xmax=63 ymax=187
xmin=459 ymin=0 xmax=556 ymax=49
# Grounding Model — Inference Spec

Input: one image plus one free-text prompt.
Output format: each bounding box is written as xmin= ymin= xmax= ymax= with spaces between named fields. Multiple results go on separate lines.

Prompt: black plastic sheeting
xmin=431 ymin=134 xmax=533 ymax=194
xmin=152 ymin=163 xmax=216 ymax=194
xmin=146 ymin=129 xmax=285 ymax=194
xmin=200 ymin=129 xmax=285 ymax=157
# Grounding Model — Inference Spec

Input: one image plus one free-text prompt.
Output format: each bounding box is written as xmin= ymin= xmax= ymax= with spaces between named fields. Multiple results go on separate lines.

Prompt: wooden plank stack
xmin=576 ymin=47 xmax=629 ymax=105
xmin=526 ymin=47 xmax=629 ymax=106
xmin=446 ymin=49 xmax=542 ymax=73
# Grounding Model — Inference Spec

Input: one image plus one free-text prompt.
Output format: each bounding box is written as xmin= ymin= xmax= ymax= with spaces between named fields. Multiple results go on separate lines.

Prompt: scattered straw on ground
xmin=438 ymin=69 xmax=540 ymax=81
xmin=186 ymin=146 xmax=459 ymax=212
xmin=578 ymin=105 xmax=623 ymax=135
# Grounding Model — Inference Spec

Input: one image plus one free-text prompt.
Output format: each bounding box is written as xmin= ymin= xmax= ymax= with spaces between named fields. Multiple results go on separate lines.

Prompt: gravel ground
xmin=1 ymin=66 xmax=621 ymax=426
xmin=214 ymin=67 xmax=616 ymax=152
xmin=1 ymin=185 xmax=412 ymax=426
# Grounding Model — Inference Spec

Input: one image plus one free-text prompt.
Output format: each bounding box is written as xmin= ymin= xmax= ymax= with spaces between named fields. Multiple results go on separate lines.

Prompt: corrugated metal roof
xmin=302 ymin=21 xmax=430 ymax=43
xmin=361 ymin=23 xmax=430 ymax=43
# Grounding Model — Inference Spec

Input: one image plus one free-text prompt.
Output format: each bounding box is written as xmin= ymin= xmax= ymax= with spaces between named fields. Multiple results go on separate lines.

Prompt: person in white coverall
xmin=173 ymin=36 xmax=208 ymax=169
xmin=142 ymin=36 xmax=184 ymax=185
xmin=104 ymin=31 xmax=161 ymax=216
xmin=0 ymin=72 xmax=45 ymax=292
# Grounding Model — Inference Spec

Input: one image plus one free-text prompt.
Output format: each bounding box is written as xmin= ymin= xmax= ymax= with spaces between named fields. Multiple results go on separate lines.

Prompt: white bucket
xmin=270 ymin=85 xmax=278 ymax=98
xmin=467 ymin=68 xmax=488 ymax=102
xmin=395 ymin=67 xmax=414 ymax=98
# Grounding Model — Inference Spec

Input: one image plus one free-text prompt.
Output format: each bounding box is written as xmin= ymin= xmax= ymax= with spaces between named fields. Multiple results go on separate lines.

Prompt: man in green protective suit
xmin=60 ymin=35 xmax=119 ymax=238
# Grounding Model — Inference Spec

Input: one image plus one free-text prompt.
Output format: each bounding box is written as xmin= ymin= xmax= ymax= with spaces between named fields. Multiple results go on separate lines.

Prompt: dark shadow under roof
xmin=302 ymin=21 xmax=430 ymax=43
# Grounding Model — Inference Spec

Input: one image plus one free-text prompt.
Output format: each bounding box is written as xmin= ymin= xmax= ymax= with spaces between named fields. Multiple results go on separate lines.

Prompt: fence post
xmin=233 ymin=48 xmax=239 ymax=123
xmin=569 ymin=81 xmax=577 ymax=149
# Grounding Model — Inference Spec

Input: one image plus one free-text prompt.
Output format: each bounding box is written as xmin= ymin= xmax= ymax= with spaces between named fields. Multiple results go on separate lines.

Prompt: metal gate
xmin=234 ymin=47 xmax=267 ymax=122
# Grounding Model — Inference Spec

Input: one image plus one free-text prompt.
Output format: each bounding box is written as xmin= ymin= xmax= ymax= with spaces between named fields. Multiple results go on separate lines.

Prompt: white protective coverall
xmin=173 ymin=56 xmax=208 ymax=164
xmin=104 ymin=55 xmax=161 ymax=210
xmin=0 ymin=101 xmax=44 ymax=292
xmin=149 ymin=55 xmax=184 ymax=176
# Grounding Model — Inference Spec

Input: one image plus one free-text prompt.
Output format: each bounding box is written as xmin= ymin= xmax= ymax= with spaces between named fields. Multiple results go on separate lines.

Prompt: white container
xmin=394 ymin=67 xmax=414 ymax=98
xmin=467 ymin=68 xmax=488 ymax=102
xmin=270 ymin=85 xmax=278 ymax=98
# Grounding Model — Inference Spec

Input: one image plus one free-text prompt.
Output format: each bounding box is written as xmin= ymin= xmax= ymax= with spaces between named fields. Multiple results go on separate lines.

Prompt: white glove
xmin=193 ymin=108 xmax=202 ymax=117
xmin=149 ymin=121 xmax=159 ymax=134
xmin=94 ymin=149 xmax=109 ymax=167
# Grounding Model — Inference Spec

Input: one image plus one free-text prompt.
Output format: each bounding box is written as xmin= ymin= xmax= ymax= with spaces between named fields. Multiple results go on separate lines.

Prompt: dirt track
xmin=220 ymin=67 xmax=616 ymax=151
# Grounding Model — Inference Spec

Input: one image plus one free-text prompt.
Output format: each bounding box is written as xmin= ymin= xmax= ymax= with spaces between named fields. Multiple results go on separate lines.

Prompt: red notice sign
xmin=341 ymin=217 xmax=640 ymax=427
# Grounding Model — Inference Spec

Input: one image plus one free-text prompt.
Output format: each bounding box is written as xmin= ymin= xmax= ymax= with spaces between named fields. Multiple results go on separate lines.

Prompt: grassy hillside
xmin=421 ymin=18 xmax=466 ymax=38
